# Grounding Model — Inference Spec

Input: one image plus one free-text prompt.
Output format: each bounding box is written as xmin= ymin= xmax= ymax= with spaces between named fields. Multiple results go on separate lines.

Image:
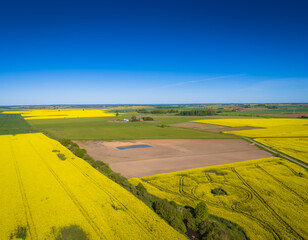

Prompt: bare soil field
xmin=170 ymin=122 xmax=259 ymax=132
xmin=76 ymin=139 xmax=272 ymax=178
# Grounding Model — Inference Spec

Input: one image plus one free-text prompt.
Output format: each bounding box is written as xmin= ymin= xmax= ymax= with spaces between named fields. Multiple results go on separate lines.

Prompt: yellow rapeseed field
xmin=0 ymin=133 xmax=187 ymax=240
xmin=2 ymin=109 xmax=118 ymax=120
xmin=130 ymin=157 xmax=308 ymax=240
xmin=256 ymin=138 xmax=308 ymax=164
xmin=191 ymin=118 xmax=308 ymax=137
xmin=191 ymin=118 xmax=308 ymax=163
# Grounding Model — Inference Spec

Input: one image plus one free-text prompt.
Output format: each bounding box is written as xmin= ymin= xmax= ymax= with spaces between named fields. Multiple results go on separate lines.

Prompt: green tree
xmin=136 ymin=182 xmax=147 ymax=195
xmin=195 ymin=201 xmax=208 ymax=221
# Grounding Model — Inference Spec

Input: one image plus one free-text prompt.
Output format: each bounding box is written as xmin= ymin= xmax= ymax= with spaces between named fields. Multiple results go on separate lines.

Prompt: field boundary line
xmin=241 ymin=136 xmax=308 ymax=169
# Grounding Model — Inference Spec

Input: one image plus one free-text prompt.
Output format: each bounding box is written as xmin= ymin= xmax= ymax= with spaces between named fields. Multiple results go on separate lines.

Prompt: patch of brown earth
xmin=75 ymin=139 xmax=272 ymax=178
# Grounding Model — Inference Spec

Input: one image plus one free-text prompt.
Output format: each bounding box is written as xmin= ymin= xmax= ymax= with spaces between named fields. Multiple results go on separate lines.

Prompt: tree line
xmin=177 ymin=110 xmax=216 ymax=116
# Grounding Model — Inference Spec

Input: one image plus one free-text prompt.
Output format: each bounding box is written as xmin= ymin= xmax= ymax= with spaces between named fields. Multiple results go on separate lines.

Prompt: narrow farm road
xmin=241 ymin=136 xmax=308 ymax=169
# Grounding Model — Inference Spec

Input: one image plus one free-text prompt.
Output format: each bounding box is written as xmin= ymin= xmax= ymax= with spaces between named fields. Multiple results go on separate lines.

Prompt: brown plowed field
xmin=76 ymin=139 xmax=272 ymax=178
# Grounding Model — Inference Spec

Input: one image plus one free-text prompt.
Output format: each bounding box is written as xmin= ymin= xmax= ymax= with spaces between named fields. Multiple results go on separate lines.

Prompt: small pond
xmin=117 ymin=144 xmax=152 ymax=150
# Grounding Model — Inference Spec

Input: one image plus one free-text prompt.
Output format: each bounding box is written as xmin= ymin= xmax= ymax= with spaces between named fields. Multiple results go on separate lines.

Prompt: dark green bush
xmin=136 ymin=182 xmax=147 ymax=195
xmin=57 ymin=153 xmax=66 ymax=160
xmin=153 ymin=199 xmax=187 ymax=233
xmin=108 ymin=172 xmax=131 ymax=189
xmin=10 ymin=226 xmax=27 ymax=240
xmin=211 ymin=187 xmax=227 ymax=196
xmin=195 ymin=201 xmax=208 ymax=221
xmin=142 ymin=116 xmax=154 ymax=121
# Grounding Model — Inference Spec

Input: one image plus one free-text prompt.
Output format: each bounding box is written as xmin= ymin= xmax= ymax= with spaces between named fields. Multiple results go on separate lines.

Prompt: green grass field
xmin=0 ymin=114 xmax=38 ymax=135
xmin=28 ymin=115 xmax=238 ymax=140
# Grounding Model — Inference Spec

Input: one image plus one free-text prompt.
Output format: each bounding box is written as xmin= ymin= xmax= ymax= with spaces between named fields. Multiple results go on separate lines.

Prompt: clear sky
xmin=1 ymin=0 xmax=307 ymax=105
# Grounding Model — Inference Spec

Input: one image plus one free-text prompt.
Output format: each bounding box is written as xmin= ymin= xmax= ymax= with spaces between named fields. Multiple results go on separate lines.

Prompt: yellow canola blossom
xmin=191 ymin=118 xmax=308 ymax=137
xmin=255 ymin=138 xmax=308 ymax=164
xmin=130 ymin=157 xmax=308 ymax=240
xmin=0 ymin=133 xmax=186 ymax=240
xmin=2 ymin=109 xmax=118 ymax=120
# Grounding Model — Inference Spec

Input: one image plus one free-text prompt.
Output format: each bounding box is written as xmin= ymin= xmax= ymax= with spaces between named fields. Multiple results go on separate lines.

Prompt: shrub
xmin=57 ymin=153 xmax=66 ymax=160
xmin=211 ymin=187 xmax=227 ymax=196
xmin=108 ymin=172 xmax=131 ymax=189
xmin=142 ymin=116 xmax=154 ymax=121
xmin=74 ymin=148 xmax=87 ymax=158
xmin=136 ymin=182 xmax=147 ymax=196
xmin=10 ymin=226 xmax=27 ymax=240
xmin=130 ymin=116 xmax=138 ymax=122
xmin=170 ymin=216 xmax=187 ymax=233
xmin=153 ymin=199 xmax=187 ymax=233
xmin=195 ymin=201 xmax=208 ymax=221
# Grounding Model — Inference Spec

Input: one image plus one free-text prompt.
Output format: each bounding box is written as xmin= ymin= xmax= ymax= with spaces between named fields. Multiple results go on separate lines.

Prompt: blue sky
xmin=0 ymin=0 xmax=307 ymax=105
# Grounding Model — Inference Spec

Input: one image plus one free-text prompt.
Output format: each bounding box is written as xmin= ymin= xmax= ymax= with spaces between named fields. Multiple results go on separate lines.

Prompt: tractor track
xmin=255 ymin=164 xmax=308 ymax=204
xmin=66 ymin=157 xmax=153 ymax=239
xmin=41 ymin=135 xmax=153 ymax=239
xmin=281 ymin=162 xmax=308 ymax=177
xmin=9 ymin=138 xmax=38 ymax=240
xmin=25 ymin=135 xmax=107 ymax=240
xmin=231 ymin=167 xmax=304 ymax=240
xmin=144 ymin=178 xmax=281 ymax=240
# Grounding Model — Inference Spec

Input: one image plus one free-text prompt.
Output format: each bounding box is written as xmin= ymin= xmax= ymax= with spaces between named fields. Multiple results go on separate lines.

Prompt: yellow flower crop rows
xmin=0 ymin=133 xmax=186 ymax=240
xmin=256 ymin=138 xmax=308 ymax=164
xmin=192 ymin=118 xmax=308 ymax=137
xmin=130 ymin=157 xmax=308 ymax=240
xmin=2 ymin=109 xmax=118 ymax=120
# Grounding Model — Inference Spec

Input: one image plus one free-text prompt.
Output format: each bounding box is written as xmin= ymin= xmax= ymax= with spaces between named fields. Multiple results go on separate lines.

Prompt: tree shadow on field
xmin=51 ymin=225 xmax=89 ymax=240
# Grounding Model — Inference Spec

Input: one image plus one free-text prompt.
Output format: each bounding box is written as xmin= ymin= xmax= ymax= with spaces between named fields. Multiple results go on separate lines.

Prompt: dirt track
xmin=76 ymin=139 xmax=272 ymax=178
xmin=170 ymin=122 xmax=259 ymax=132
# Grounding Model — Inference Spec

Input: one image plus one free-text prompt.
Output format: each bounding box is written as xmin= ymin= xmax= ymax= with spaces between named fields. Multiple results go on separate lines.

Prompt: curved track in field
xmin=143 ymin=176 xmax=282 ymax=240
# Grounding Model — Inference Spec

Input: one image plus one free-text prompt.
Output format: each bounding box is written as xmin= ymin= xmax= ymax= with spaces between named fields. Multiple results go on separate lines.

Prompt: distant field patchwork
xmin=192 ymin=118 xmax=308 ymax=137
xmin=3 ymin=109 xmax=117 ymax=120
xmin=0 ymin=133 xmax=186 ymax=240
xmin=191 ymin=118 xmax=308 ymax=165
xmin=130 ymin=157 xmax=308 ymax=240
xmin=27 ymin=117 xmax=238 ymax=140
